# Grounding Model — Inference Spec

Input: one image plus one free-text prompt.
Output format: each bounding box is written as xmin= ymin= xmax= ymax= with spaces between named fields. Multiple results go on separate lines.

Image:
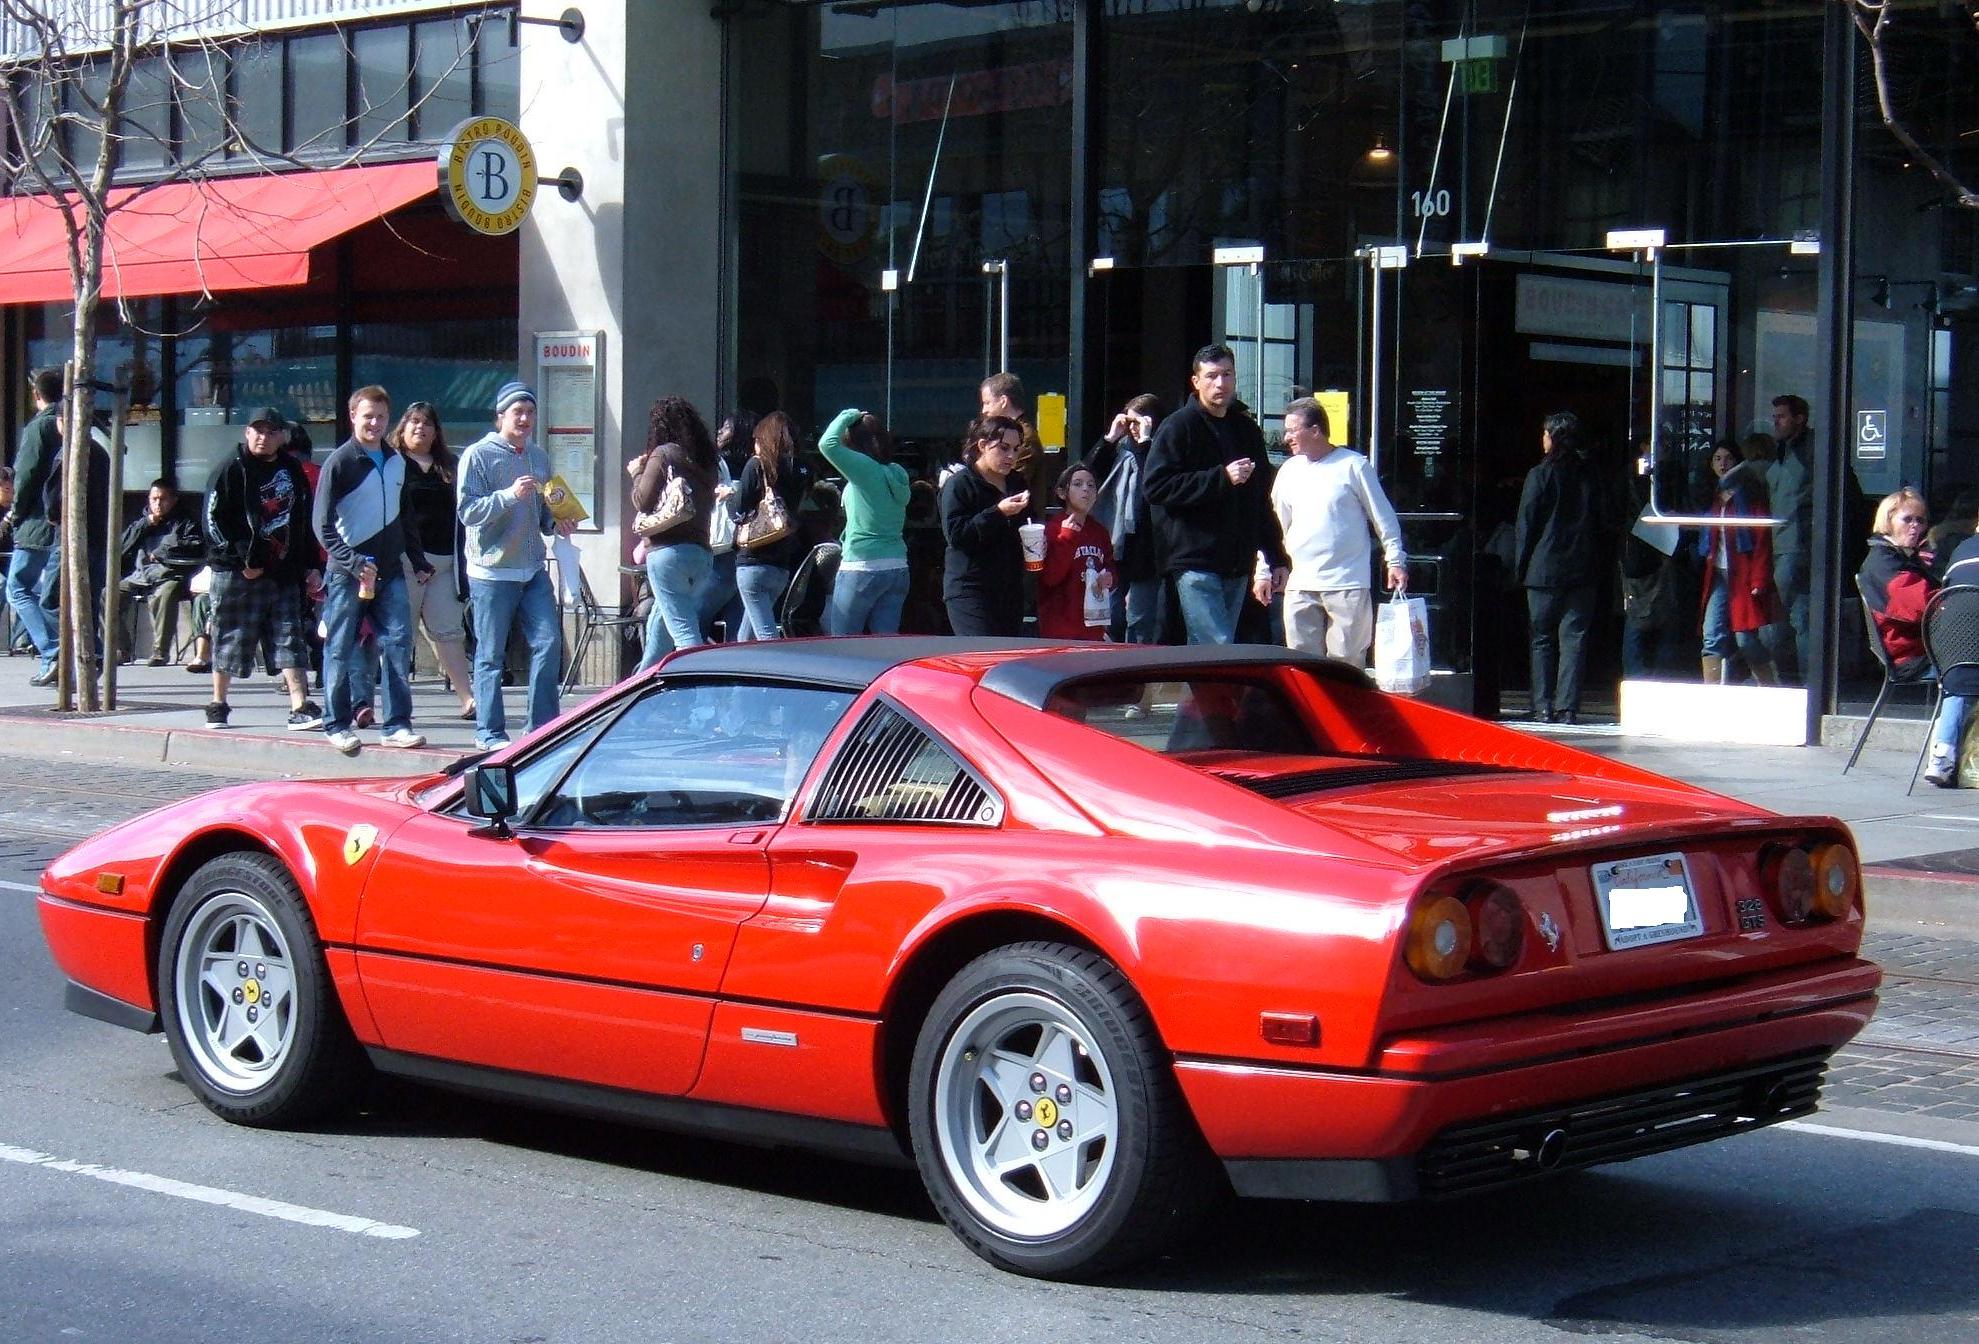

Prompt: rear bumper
xmin=1221 ymin=1049 xmax=1828 ymax=1201
xmin=1180 ymin=963 xmax=1878 ymax=1201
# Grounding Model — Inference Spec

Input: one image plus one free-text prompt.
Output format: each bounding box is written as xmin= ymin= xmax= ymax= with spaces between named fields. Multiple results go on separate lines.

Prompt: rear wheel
xmin=157 ymin=853 xmax=364 ymax=1126
xmin=908 ymin=942 xmax=1213 ymax=1279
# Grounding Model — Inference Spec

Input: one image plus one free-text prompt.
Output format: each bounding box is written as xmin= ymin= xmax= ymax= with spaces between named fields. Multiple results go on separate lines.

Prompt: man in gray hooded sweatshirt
xmin=457 ymin=381 xmax=571 ymax=749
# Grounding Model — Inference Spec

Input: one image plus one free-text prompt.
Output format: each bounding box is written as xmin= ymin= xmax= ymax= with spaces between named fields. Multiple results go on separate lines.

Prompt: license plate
xmin=1592 ymin=852 xmax=1704 ymax=950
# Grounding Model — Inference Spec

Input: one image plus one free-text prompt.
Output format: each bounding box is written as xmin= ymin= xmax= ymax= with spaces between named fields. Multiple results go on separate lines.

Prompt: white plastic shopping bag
xmin=1373 ymin=596 xmax=1431 ymax=695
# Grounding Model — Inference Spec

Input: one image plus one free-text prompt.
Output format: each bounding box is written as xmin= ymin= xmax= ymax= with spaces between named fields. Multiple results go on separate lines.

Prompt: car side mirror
xmin=466 ymin=763 xmax=519 ymax=838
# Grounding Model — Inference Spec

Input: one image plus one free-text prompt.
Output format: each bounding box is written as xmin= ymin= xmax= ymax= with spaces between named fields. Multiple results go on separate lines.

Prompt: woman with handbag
xmin=630 ymin=397 xmax=718 ymax=669
xmin=730 ymin=411 xmax=802 ymax=640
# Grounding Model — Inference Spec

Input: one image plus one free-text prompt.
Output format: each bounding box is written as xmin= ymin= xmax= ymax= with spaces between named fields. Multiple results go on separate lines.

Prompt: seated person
xmin=118 ymin=478 xmax=205 ymax=665
xmin=1926 ymin=521 xmax=1979 ymax=788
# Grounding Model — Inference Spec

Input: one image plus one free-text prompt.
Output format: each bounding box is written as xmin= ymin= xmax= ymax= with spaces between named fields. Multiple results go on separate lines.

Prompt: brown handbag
xmin=633 ymin=465 xmax=695 ymax=539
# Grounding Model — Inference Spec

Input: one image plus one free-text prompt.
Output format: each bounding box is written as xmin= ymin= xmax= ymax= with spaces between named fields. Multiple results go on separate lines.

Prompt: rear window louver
xmin=807 ymin=702 xmax=1004 ymax=826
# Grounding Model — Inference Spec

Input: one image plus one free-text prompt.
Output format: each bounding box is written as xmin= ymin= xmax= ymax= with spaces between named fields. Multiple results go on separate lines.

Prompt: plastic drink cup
xmin=358 ymin=557 xmax=376 ymax=600
xmin=1020 ymin=523 xmax=1046 ymax=572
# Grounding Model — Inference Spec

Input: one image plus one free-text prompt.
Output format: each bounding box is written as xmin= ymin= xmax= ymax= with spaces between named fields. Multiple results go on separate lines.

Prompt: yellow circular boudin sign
xmin=437 ymin=116 xmax=538 ymax=236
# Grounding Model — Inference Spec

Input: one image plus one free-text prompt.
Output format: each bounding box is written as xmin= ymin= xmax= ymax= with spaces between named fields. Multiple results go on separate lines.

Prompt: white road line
xmin=1781 ymin=1120 xmax=1979 ymax=1158
xmin=0 ymin=879 xmax=42 ymax=894
xmin=0 ymin=1142 xmax=420 ymax=1239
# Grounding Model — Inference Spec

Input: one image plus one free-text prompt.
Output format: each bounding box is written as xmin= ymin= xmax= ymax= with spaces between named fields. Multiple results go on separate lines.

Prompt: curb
xmin=30 ymin=716 xmax=463 ymax=779
xmin=1864 ymin=873 xmax=1979 ymax=941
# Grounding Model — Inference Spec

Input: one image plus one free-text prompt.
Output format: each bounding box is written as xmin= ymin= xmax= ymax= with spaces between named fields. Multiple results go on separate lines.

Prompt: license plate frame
xmin=1592 ymin=851 xmax=1704 ymax=951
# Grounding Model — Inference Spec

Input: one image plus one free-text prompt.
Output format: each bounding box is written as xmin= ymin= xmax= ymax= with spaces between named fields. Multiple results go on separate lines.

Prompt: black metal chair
xmin=1909 ymin=584 xmax=1979 ymax=794
xmin=562 ymin=567 xmax=646 ymax=694
xmin=1844 ymin=572 xmax=1935 ymax=773
xmin=779 ymin=541 xmax=841 ymax=638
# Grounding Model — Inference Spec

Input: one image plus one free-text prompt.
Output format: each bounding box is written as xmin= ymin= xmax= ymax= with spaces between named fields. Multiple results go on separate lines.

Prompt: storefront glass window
xmin=24 ymin=300 xmax=168 ymax=490
xmin=176 ymin=46 xmax=230 ymax=166
xmin=121 ymin=55 xmax=171 ymax=173
xmin=354 ymin=25 xmax=410 ymax=148
xmin=477 ymin=20 xmax=520 ymax=122
xmin=352 ymin=319 xmax=515 ymax=452
xmin=414 ymin=18 xmax=475 ymax=141
xmin=174 ymin=324 xmax=338 ymax=487
xmin=230 ymin=37 xmax=282 ymax=158
xmin=732 ymin=1 xmax=1072 ymax=480
xmin=287 ymin=32 xmax=346 ymax=157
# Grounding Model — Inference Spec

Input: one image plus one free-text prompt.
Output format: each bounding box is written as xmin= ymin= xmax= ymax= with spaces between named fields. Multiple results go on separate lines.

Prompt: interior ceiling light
xmin=1365 ymin=134 xmax=1394 ymax=164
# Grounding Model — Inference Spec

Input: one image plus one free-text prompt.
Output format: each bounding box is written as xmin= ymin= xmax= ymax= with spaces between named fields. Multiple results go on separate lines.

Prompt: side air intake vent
xmin=807 ymin=702 xmax=1004 ymax=826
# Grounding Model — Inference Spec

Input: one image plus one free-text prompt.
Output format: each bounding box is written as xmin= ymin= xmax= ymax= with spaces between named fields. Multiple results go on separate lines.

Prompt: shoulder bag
xmin=633 ymin=463 xmax=696 ymax=539
xmin=735 ymin=474 xmax=792 ymax=551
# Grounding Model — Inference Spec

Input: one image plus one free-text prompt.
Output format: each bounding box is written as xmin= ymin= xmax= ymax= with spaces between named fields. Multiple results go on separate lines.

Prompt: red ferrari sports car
xmin=39 ymin=639 xmax=1879 ymax=1278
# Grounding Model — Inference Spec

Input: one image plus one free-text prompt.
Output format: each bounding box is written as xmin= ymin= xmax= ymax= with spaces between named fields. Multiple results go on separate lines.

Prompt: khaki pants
xmin=1284 ymin=588 xmax=1373 ymax=663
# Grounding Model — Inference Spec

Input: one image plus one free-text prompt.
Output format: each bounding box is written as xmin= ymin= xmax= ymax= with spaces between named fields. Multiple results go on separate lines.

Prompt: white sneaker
xmin=326 ymin=729 xmax=362 ymax=756
xmin=1924 ymin=746 xmax=1956 ymax=788
xmin=380 ymin=728 xmax=427 ymax=749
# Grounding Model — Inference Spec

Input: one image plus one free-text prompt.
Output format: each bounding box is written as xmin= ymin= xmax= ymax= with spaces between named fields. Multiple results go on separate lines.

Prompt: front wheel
xmin=908 ymin=942 xmax=1213 ymax=1279
xmin=157 ymin=852 xmax=364 ymax=1127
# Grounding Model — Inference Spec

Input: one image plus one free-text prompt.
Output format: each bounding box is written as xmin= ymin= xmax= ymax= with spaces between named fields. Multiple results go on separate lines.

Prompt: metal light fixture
xmin=1364 ymin=133 xmax=1394 ymax=165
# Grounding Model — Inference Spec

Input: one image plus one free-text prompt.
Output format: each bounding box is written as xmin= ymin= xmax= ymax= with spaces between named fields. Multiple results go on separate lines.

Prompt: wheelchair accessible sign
xmin=1855 ymin=409 xmax=1887 ymax=462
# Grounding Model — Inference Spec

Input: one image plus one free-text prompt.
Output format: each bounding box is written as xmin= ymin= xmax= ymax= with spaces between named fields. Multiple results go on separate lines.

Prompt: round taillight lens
xmin=1767 ymin=846 xmax=1816 ymax=924
xmin=1407 ymin=896 xmax=1472 ymax=981
xmin=1812 ymin=843 xmax=1859 ymax=919
xmin=1467 ymin=884 xmax=1525 ymax=971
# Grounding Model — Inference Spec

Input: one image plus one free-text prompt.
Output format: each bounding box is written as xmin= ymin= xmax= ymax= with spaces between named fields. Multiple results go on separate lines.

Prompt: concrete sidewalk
xmin=0 ymin=648 xmax=1970 ymax=931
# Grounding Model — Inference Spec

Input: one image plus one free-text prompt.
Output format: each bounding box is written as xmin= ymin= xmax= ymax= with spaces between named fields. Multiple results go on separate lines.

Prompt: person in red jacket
xmin=1037 ymin=462 xmax=1115 ymax=641
xmin=1697 ymin=441 xmax=1783 ymax=684
xmin=1858 ymin=486 xmax=1936 ymax=671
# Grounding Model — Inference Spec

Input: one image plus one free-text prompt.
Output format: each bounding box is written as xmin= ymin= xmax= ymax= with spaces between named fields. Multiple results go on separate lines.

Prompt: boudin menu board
xmin=1404 ymin=387 xmax=1453 ymax=457
xmin=534 ymin=331 xmax=603 ymax=530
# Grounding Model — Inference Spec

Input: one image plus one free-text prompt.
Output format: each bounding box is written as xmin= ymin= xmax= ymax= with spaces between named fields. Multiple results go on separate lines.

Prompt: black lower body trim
xmin=366 ymin=1048 xmax=913 ymax=1169
xmin=65 ymin=980 xmax=160 ymax=1034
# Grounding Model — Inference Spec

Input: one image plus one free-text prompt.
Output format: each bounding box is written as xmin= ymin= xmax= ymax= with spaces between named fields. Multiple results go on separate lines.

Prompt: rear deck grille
xmin=1225 ymin=759 xmax=1529 ymax=799
xmin=1416 ymin=1052 xmax=1829 ymax=1197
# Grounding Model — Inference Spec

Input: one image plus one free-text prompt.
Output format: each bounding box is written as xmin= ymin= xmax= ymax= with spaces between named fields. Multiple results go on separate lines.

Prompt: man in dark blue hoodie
xmin=313 ymin=385 xmax=431 ymax=756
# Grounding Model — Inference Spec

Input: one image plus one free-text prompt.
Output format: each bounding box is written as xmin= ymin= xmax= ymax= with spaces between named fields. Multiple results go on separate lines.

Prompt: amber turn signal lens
xmin=1467 ymin=884 xmax=1525 ymax=971
xmin=1406 ymin=895 xmax=1472 ymax=981
xmin=1811 ymin=843 xmax=1859 ymax=919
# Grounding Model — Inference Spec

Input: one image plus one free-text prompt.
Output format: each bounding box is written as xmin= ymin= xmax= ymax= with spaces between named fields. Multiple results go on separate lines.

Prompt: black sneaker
xmin=286 ymin=701 xmax=324 ymax=731
xmin=204 ymin=701 xmax=231 ymax=728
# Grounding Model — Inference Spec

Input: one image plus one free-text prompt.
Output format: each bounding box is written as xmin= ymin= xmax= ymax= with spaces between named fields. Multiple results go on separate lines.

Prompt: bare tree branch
xmin=1847 ymin=0 xmax=1979 ymax=209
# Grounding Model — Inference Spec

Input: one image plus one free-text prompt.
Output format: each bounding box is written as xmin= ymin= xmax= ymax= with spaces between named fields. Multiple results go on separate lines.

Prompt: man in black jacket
xmin=201 ymin=407 xmax=323 ymax=730
xmin=1143 ymin=344 xmax=1287 ymax=644
xmin=118 ymin=478 xmax=205 ymax=665
xmin=5 ymin=368 xmax=64 ymax=684
xmin=1514 ymin=411 xmax=1605 ymax=723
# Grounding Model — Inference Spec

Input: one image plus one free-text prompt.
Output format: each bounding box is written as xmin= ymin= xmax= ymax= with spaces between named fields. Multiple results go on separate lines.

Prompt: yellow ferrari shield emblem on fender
xmin=343 ymin=824 xmax=379 ymax=865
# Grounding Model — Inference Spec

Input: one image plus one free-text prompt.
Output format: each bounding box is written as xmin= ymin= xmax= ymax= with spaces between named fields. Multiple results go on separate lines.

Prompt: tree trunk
xmin=62 ymin=214 xmax=104 ymax=712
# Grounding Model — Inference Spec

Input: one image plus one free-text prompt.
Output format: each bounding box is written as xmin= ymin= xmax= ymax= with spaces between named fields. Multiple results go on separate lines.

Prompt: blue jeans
xmin=1174 ymin=570 xmax=1246 ymax=645
xmin=734 ymin=564 xmax=787 ymax=641
xmin=1772 ymin=551 xmax=1809 ymax=681
xmin=699 ymin=548 xmax=742 ymax=641
xmin=1700 ymin=575 xmax=1771 ymax=670
xmin=1932 ymin=692 xmax=1972 ymax=756
xmin=643 ymin=543 xmax=712 ymax=668
xmin=5 ymin=543 xmax=59 ymax=666
xmin=828 ymin=566 xmax=909 ymax=636
xmin=469 ymin=570 xmax=561 ymax=745
xmin=323 ymin=568 xmax=414 ymax=734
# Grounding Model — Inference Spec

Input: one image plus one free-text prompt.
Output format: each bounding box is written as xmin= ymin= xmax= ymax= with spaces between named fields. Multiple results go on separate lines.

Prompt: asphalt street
xmin=3 ymin=755 xmax=1978 ymax=1342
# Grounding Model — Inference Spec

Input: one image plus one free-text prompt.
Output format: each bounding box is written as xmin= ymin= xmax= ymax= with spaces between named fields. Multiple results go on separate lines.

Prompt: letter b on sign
xmin=476 ymin=149 xmax=513 ymax=205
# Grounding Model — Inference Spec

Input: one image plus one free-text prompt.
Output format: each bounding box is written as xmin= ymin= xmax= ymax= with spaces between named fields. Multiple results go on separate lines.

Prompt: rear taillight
xmin=1406 ymin=883 xmax=1527 ymax=982
xmin=1405 ymin=896 xmax=1471 ymax=981
xmin=1812 ymin=843 xmax=1859 ymax=918
xmin=1764 ymin=841 xmax=1859 ymax=924
xmin=1467 ymin=883 xmax=1526 ymax=971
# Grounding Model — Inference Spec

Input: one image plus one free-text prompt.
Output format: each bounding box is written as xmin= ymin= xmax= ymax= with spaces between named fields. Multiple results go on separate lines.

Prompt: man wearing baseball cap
xmin=199 ymin=405 xmax=323 ymax=731
xmin=457 ymin=381 xmax=573 ymax=749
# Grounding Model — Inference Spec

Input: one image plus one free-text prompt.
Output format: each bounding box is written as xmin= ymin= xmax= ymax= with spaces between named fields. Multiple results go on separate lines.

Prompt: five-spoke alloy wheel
xmin=909 ymin=942 xmax=1212 ymax=1279
xmin=158 ymin=853 xmax=362 ymax=1126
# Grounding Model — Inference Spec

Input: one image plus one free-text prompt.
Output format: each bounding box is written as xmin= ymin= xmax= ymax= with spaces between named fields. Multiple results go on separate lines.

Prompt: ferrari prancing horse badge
xmin=343 ymin=824 xmax=379 ymax=865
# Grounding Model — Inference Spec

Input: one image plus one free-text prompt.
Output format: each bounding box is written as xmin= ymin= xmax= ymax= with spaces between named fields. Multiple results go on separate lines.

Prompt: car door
xmin=355 ymin=678 xmax=858 ymax=1096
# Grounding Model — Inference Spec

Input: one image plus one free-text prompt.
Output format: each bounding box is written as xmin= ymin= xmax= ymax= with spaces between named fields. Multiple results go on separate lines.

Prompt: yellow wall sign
xmin=437 ymin=116 xmax=538 ymax=236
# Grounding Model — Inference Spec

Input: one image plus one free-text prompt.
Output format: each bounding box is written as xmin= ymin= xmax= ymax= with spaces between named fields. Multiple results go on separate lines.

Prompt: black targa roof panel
xmin=974 ymin=644 xmax=1373 ymax=710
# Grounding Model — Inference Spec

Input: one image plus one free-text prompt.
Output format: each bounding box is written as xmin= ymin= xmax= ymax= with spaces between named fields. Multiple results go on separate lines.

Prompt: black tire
xmin=156 ymin=852 xmax=365 ymax=1127
xmin=907 ymin=941 xmax=1214 ymax=1279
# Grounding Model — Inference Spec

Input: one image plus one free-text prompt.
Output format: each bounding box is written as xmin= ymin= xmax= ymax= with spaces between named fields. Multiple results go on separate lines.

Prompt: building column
xmin=518 ymin=1 xmax=725 ymax=655
xmin=1810 ymin=0 xmax=1857 ymax=742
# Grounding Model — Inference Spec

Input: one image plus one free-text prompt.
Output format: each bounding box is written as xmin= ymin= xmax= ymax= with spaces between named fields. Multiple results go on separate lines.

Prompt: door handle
xmin=729 ymin=829 xmax=770 ymax=844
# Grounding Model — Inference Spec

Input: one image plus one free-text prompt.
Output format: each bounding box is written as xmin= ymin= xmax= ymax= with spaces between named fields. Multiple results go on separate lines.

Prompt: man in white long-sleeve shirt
xmin=1269 ymin=397 xmax=1406 ymax=662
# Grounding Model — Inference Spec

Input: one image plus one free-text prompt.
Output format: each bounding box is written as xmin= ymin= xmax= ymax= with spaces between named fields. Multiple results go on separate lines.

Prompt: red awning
xmin=0 ymin=161 xmax=438 ymax=306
